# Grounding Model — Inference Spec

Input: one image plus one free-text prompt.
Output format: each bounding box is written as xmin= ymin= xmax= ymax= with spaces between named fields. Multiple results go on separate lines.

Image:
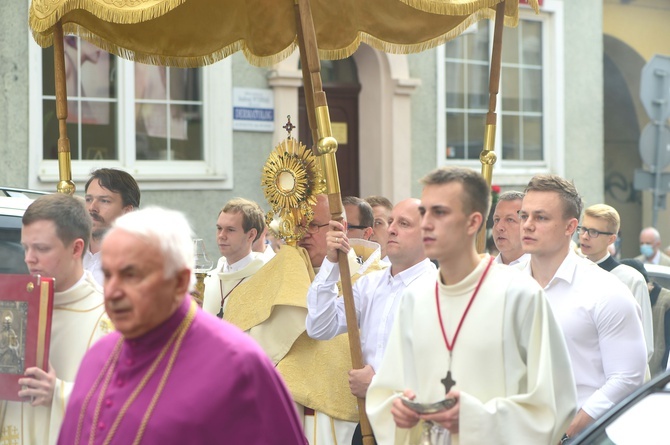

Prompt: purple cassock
xmin=57 ymin=296 xmax=307 ymax=445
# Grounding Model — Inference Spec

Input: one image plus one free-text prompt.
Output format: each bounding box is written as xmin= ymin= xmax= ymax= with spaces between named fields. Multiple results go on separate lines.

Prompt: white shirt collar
xmin=495 ymin=252 xmax=530 ymax=267
xmin=225 ymin=252 xmax=254 ymax=273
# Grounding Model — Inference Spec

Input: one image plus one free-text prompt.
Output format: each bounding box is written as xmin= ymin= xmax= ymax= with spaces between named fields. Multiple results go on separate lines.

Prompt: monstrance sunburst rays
xmin=261 ymin=137 xmax=325 ymax=246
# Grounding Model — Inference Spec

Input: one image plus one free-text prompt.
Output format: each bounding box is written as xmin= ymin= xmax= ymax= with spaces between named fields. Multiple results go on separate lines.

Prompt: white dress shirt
xmin=83 ymin=250 xmax=103 ymax=287
xmin=493 ymin=252 xmax=530 ymax=268
xmin=523 ymin=250 xmax=647 ymax=420
xmin=306 ymin=257 xmax=436 ymax=371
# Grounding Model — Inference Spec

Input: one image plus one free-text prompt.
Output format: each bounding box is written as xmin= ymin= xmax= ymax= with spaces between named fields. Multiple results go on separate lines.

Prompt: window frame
xmin=436 ymin=0 xmax=564 ymax=183
xmin=28 ymin=37 xmax=233 ymax=191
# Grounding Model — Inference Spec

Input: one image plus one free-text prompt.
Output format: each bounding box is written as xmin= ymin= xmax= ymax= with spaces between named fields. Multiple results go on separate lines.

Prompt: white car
xmin=0 ymin=188 xmax=48 ymax=274
xmin=571 ymin=370 xmax=670 ymax=445
xmin=643 ymin=263 xmax=670 ymax=290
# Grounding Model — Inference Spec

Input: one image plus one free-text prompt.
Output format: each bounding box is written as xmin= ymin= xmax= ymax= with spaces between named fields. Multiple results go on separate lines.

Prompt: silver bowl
xmin=400 ymin=396 xmax=457 ymax=414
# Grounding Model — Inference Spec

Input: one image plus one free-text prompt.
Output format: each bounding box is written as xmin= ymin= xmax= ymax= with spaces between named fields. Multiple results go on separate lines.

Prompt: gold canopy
xmin=29 ymin=0 xmax=536 ymax=68
xmin=29 ymin=1 xmax=538 ymax=441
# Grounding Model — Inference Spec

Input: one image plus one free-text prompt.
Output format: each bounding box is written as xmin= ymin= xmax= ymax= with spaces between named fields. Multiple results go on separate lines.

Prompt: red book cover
xmin=0 ymin=274 xmax=54 ymax=402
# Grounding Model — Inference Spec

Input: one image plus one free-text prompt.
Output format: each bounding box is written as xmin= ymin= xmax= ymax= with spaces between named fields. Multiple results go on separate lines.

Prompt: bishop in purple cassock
xmin=57 ymin=206 xmax=307 ymax=445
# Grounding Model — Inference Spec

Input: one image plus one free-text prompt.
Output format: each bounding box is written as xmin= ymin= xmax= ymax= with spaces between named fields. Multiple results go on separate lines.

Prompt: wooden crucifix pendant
xmin=441 ymin=370 xmax=456 ymax=394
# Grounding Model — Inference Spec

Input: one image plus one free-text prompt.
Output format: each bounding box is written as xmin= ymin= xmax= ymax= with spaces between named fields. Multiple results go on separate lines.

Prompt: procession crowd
xmin=1 ymin=166 xmax=666 ymax=445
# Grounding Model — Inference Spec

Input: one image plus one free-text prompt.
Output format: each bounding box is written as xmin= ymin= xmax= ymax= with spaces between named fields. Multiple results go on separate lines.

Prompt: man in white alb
xmin=367 ymin=167 xmax=576 ymax=445
xmin=203 ymin=198 xmax=269 ymax=318
xmin=306 ymin=198 xmax=436 ymax=443
xmin=491 ymin=190 xmax=529 ymax=267
xmin=0 ymin=194 xmax=109 ymax=445
xmin=520 ymin=174 xmax=647 ymax=440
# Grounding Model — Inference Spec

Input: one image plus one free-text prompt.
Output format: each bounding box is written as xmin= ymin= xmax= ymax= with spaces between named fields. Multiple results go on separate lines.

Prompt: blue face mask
xmin=640 ymin=244 xmax=654 ymax=258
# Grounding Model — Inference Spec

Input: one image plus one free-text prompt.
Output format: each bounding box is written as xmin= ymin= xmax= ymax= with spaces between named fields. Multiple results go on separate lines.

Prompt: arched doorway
xmin=603 ymin=35 xmax=645 ymax=257
xmin=268 ymin=47 xmax=420 ymax=203
xmin=298 ymin=58 xmax=361 ymax=198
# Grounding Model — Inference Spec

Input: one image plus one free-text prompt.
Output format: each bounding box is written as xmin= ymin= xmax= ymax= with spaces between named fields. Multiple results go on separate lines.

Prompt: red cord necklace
xmin=217 ymin=277 xmax=246 ymax=319
xmin=435 ymin=256 xmax=493 ymax=393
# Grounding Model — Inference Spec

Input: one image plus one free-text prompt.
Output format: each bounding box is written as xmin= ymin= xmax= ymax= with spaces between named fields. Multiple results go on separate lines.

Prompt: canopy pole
xmin=294 ymin=1 xmax=374 ymax=443
xmin=53 ymin=22 xmax=75 ymax=195
xmin=296 ymin=11 xmax=318 ymax=146
xmin=477 ymin=0 xmax=506 ymax=253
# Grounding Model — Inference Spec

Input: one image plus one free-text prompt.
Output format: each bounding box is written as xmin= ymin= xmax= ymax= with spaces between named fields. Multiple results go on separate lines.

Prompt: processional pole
xmin=294 ymin=0 xmax=374 ymax=443
xmin=52 ymin=22 xmax=76 ymax=195
xmin=477 ymin=0 xmax=506 ymax=253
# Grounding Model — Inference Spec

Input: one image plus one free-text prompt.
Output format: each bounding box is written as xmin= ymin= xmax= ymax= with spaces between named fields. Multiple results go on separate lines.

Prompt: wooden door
xmin=299 ymin=84 xmax=361 ymax=198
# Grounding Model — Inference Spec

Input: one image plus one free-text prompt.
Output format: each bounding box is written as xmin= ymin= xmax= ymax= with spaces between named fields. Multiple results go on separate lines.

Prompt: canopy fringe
xmin=243 ymin=42 xmax=300 ymax=68
xmin=400 ymin=0 xmax=539 ymax=15
xmin=29 ymin=1 xmax=526 ymax=67
xmin=319 ymin=8 xmax=519 ymax=61
xmin=399 ymin=0 xmax=500 ymax=15
xmin=29 ymin=0 xmax=187 ymax=33
xmin=32 ymin=23 xmax=300 ymax=69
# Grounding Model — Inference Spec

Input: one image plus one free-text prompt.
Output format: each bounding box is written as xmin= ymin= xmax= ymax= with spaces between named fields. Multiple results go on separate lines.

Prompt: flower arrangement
xmin=486 ymin=184 xmax=502 ymax=231
xmin=491 ymin=184 xmax=501 ymax=208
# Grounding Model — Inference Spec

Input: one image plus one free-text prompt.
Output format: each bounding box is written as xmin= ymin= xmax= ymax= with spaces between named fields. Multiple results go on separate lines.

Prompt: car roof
xmin=643 ymin=263 xmax=670 ymax=275
xmin=0 ymin=188 xmax=50 ymax=218
xmin=0 ymin=196 xmax=33 ymax=217
xmin=643 ymin=263 xmax=670 ymax=290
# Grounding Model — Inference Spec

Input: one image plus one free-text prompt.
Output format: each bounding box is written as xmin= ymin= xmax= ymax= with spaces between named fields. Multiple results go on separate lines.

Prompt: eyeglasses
xmin=347 ymin=224 xmax=369 ymax=231
xmin=577 ymin=226 xmax=615 ymax=238
xmin=305 ymin=222 xmax=329 ymax=234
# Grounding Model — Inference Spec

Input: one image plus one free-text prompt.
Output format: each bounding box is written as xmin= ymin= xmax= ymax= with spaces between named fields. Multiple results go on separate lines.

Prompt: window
xmin=500 ymin=19 xmax=543 ymax=161
xmin=437 ymin=2 xmax=563 ymax=179
xmin=29 ymin=37 xmax=233 ymax=190
xmin=443 ymin=23 xmax=491 ymax=160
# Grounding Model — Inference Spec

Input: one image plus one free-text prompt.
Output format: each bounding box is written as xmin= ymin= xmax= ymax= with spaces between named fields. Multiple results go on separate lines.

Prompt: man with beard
xmin=83 ymin=168 xmax=140 ymax=286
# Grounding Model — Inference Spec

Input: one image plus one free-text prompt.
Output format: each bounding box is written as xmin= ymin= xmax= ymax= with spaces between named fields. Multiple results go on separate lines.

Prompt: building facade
xmin=603 ymin=0 xmax=670 ymax=257
xmin=1 ymin=0 xmax=603 ymax=256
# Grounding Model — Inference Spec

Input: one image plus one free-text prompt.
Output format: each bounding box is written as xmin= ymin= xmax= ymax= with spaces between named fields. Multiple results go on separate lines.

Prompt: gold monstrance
xmin=261 ymin=117 xmax=325 ymax=246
